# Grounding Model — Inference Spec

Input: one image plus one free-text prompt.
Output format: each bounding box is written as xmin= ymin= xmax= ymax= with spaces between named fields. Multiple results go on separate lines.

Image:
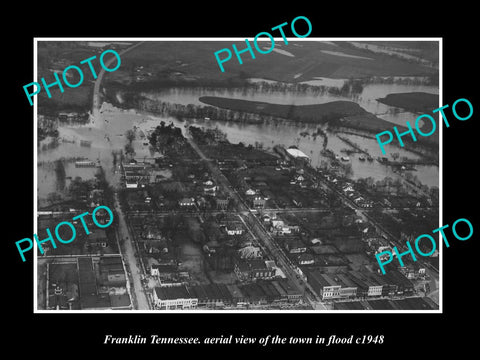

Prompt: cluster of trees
xmin=54 ymin=159 xmax=66 ymax=191
xmin=338 ymin=79 xmax=364 ymax=95
xmin=362 ymin=74 xmax=438 ymax=86
xmin=137 ymin=97 xmax=274 ymax=124
xmin=250 ymin=78 xmax=364 ymax=96
xmin=39 ymin=137 xmax=59 ymax=151
xmin=124 ymin=129 xmax=136 ymax=157
xmin=38 ymin=128 xmax=59 ymax=143
xmin=148 ymin=121 xmax=185 ymax=152
xmin=188 ymin=125 xmax=227 ymax=145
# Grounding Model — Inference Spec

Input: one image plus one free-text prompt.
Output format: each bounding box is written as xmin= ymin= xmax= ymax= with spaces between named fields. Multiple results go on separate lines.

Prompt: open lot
xmin=178 ymin=242 xmax=210 ymax=285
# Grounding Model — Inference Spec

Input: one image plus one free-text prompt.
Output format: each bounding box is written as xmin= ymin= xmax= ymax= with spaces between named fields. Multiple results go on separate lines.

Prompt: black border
xmin=7 ymin=5 xmax=478 ymax=355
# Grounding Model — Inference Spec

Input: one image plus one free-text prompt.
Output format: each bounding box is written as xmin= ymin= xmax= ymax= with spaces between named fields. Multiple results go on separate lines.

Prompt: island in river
xmin=376 ymin=92 xmax=439 ymax=113
xmin=199 ymin=96 xmax=405 ymax=134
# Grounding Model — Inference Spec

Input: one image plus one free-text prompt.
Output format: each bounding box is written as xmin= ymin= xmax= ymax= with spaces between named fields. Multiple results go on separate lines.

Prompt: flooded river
xmin=37 ymin=82 xmax=439 ymax=203
xmin=142 ymin=82 xmax=439 ymax=127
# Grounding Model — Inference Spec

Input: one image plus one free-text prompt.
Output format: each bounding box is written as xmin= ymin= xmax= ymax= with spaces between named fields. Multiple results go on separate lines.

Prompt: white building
xmin=286 ymin=148 xmax=310 ymax=160
xmin=153 ymin=286 xmax=198 ymax=310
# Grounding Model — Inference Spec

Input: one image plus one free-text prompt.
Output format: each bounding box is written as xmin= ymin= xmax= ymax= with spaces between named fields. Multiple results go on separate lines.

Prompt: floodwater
xmin=37 ymin=82 xmax=439 ymax=202
xmin=141 ymin=82 xmax=439 ymax=127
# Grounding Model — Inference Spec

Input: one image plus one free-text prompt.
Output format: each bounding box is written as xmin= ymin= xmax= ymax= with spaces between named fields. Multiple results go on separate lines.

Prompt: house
xmin=353 ymin=196 xmax=364 ymax=204
xmin=398 ymin=264 xmax=426 ymax=280
xmin=238 ymin=245 xmax=262 ymax=259
xmin=203 ymin=179 xmax=214 ymax=186
xmin=252 ymin=196 xmax=266 ymax=208
xmin=99 ymin=256 xmax=126 ymax=285
xmin=203 ymin=184 xmax=218 ymax=195
xmin=178 ymin=197 xmax=195 ymax=207
xmin=262 ymin=214 xmax=272 ymax=223
xmin=153 ymin=286 xmax=198 ymax=310
xmin=295 ymin=174 xmax=305 ymax=182
xmin=271 ymin=220 xmax=297 ymax=236
xmin=125 ymin=180 xmax=138 ymax=189
xmin=87 ymin=229 xmax=109 ymax=248
xmin=216 ymin=197 xmax=229 ymax=210
xmin=245 ymin=188 xmax=256 ymax=196
xmin=143 ymin=191 xmax=151 ymax=204
xmin=296 ymin=253 xmax=314 ymax=265
xmin=284 ymin=238 xmax=307 ymax=254
xmin=223 ymin=222 xmax=244 ymax=236
xmin=150 ymin=264 xmax=178 ymax=280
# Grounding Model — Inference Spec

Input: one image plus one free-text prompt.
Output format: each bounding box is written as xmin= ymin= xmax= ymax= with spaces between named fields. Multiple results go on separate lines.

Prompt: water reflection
xmin=37 ymin=82 xmax=440 ymax=200
xmin=142 ymin=83 xmax=438 ymax=127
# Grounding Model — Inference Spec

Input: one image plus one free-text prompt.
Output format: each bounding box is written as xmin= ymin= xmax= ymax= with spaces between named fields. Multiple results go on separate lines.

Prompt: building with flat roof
xmin=286 ymin=148 xmax=310 ymax=159
xmin=99 ymin=256 xmax=126 ymax=285
xmin=153 ymin=285 xmax=198 ymax=310
xmin=187 ymin=284 xmax=233 ymax=308
xmin=234 ymin=259 xmax=276 ymax=281
xmin=306 ymin=270 xmax=342 ymax=300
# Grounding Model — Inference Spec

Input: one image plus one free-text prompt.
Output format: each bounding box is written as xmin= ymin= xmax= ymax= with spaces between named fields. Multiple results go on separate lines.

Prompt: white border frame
xmin=33 ymin=37 xmax=442 ymax=314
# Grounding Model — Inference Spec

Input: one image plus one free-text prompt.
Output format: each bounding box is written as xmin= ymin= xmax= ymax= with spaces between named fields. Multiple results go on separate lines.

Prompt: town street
xmin=91 ymin=41 xmax=145 ymax=120
xmin=186 ymin=131 xmax=326 ymax=309
xmin=113 ymin=192 xmax=150 ymax=310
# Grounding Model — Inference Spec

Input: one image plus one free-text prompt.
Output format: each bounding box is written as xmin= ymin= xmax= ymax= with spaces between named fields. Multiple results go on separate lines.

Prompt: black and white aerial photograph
xmin=34 ymin=39 xmax=441 ymax=312
xmin=7 ymin=5 xmax=480 ymax=357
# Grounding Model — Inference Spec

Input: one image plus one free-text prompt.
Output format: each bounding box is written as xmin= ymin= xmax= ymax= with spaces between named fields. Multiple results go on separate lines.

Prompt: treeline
xmin=121 ymin=94 xmax=287 ymax=125
xmin=361 ymin=74 xmax=438 ymax=86
xmin=248 ymin=79 xmax=364 ymax=96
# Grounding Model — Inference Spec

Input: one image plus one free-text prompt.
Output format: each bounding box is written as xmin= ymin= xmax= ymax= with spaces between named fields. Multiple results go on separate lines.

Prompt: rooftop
xmin=286 ymin=148 xmax=310 ymax=159
xmin=154 ymin=285 xmax=194 ymax=300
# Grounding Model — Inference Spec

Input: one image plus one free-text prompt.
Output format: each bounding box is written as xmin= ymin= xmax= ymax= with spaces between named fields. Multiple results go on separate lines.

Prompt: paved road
xmin=91 ymin=41 xmax=145 ymax=120
xmin=186 ymin=131 xmax=324 ymax=309
xmin=88 ymin=41 xmax=150 ymax=310
xmin=113 ymin=192 xmax=150 ymax=310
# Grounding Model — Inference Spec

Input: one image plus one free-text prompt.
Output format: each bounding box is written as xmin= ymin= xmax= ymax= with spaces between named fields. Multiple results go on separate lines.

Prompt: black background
xmin=6 ymin=3 xmax=477 ymax=356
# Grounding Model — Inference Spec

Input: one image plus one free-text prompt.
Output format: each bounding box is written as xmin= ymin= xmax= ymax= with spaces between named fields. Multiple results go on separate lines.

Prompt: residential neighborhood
xmin=36 ymin=40 xmax=439 ymax=311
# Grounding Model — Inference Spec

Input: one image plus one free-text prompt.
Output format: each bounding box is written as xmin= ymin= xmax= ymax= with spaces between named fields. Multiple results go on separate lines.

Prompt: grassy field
xmin=36 ymin=40 xmax=438 ymax=110
xmin=112 ymin=41 xmax=438 ymax=84
xmin=37 ymin=42 xmax=101 ymax=112
xmin=376 ymin=92 xmax=439 ymax=113
xmin=38 ymin=84 xmax=92 ymax=112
